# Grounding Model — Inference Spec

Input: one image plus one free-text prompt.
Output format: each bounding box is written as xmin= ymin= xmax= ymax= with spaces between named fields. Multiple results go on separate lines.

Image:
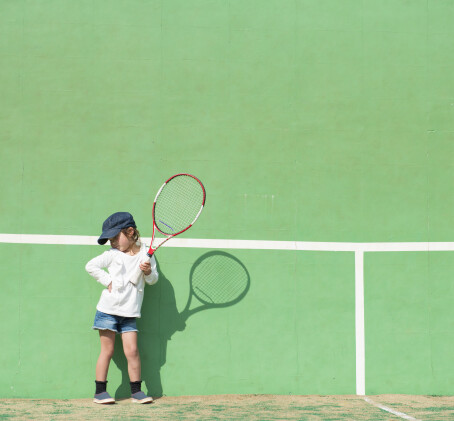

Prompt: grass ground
xmin=1 ymin=394 xmax=454 ymax=420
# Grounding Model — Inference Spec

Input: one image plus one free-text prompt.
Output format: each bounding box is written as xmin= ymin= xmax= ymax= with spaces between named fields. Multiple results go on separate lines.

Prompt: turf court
xmin=1 ymin=395 xmax=454 ymax=420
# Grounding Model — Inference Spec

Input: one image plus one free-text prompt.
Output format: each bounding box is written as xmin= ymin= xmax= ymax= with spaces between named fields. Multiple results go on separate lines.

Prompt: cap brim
xmin=97 ymin=228 xmax=121 ymax=245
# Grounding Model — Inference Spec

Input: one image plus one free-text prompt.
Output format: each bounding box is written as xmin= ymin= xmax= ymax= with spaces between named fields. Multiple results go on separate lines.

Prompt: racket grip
xmin=130 ymin=255 xmax=152 ymax=285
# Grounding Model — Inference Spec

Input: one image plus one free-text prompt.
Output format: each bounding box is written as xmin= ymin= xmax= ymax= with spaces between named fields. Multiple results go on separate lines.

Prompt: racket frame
xmin=147 ymin=173 xmax=206 ymax=257
xmin=130 ymin=173 xmax=206 ymax=285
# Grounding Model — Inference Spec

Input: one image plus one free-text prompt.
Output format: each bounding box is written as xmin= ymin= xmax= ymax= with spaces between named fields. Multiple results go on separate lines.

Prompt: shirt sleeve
xmin=85 ymin=251 xmax=114 ymax=288
xmin=144 ymin=254 xmax=159 ymax=286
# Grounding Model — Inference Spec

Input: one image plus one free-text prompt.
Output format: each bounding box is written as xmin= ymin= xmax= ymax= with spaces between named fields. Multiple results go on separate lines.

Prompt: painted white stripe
xmin=355 ymin=251 xmax=365 ymax=396
xmin=0 ymin=234 xmax=98 ymax=245
xmin=0 ymin=234 xmax=453 ymax=251
xmin=364 ymin=397 xmax=421 ymax=421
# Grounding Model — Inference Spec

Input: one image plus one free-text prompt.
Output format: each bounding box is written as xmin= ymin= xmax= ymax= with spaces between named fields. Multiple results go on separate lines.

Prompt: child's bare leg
xmin=122 ymin=331 xmax=141 ymax=381
xmin=96 ymin=330 xmax=116 ymax=381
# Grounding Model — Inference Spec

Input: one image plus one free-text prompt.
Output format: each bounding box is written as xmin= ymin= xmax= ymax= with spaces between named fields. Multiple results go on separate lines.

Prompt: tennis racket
xmin=180 ymin=251 xmax=250 ymax=320
xmin=130 ymin=173 xmax=206 ymax=285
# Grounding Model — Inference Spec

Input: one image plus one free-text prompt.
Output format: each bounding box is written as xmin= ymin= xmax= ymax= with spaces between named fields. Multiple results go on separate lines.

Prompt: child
xmin=86 ymin=212 xmax=158 ymax=404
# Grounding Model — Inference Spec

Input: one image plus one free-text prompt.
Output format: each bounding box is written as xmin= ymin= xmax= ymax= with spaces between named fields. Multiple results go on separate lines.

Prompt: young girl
xmin=86 ymin=211 xmax=158 ymax=404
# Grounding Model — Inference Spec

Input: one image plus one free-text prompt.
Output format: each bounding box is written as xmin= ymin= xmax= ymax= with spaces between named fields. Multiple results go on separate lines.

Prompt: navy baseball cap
xmin=98 ymin=212 xmax=137 ymax=245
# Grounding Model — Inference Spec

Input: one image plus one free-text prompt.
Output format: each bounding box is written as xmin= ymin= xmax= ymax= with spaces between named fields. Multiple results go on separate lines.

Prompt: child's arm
xmin=85 ymin=251 xmax=113 ymax=288
xmin=142 ymin=255 xmax=159 ymax=286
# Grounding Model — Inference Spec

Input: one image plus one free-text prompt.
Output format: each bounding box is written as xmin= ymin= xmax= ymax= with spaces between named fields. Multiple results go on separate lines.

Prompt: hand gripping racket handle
xmin=130 ymin=252 xmax=153 ymax=285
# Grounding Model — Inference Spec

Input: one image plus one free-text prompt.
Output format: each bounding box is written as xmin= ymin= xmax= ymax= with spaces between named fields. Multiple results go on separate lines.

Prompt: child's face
xmin=109 ymin=229 xmax=133 ymax=252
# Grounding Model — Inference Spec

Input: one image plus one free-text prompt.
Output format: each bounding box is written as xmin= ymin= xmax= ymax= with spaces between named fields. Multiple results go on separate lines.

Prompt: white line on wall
xmin=0 ymin=234 xmax=453 ymax=251
xmin=355 ymin=251 xmax=365 ymax=396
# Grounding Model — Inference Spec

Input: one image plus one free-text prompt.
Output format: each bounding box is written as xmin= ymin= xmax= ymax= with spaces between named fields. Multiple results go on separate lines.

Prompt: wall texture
xmin=1 ymin=0 xmax=453 ymax=397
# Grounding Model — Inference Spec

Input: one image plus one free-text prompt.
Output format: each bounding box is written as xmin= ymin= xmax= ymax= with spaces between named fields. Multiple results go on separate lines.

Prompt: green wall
xmin=1 ymin=0 xmax=453 ymax=397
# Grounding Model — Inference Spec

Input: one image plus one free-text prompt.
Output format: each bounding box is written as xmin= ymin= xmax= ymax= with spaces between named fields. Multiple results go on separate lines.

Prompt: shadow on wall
xmin=112 ymin=250 xmax=251 ymax=398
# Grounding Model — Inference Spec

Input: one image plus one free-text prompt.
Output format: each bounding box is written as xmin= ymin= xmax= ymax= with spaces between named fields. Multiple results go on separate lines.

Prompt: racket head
xmin=189 ymin=251 xmax=250 ymax=309
xmin=153 ymin=174 xmax=206 ymax=236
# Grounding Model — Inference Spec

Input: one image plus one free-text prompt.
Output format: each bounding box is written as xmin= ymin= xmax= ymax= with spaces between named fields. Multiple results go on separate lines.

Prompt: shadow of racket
xmin=180 ymin=251 xmax=251 ymax=321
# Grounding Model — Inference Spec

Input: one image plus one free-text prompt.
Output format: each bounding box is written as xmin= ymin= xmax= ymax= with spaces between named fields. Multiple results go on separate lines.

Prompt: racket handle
xmin=130 ymin=254 xmax=152 ymax=285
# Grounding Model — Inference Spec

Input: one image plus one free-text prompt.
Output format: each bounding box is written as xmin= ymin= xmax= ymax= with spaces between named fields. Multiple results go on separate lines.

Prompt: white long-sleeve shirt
xmin=85 ymin=242 xmax=159 ymax=318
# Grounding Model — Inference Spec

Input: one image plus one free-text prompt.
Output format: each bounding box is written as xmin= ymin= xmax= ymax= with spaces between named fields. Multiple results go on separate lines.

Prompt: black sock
xmin=95 ymin=380 xmax=107 ymax=395
xmin=130 ymin=381 xmax=142 ymax=394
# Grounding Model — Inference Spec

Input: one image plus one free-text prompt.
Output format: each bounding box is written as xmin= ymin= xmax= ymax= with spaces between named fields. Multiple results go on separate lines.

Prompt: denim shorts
xmin=92 ymin=310 xmax=138 ymax=334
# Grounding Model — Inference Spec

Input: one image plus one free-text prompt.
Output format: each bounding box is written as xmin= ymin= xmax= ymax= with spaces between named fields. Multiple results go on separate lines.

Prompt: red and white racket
xmin=130 ymin=173 xmax=206 ymax=285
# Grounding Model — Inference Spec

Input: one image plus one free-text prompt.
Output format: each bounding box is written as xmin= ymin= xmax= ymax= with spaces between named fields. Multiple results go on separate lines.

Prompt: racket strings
xmin=191 ymin=257 xmax=249 ymax=304
xmin=155 ymin=175 xmax=204 ymax=235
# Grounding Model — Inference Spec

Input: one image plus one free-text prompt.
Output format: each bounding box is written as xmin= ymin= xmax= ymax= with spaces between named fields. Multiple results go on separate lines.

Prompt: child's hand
xmin=139 ymin=261 xmax=152 ymax=276
xmin=108 ymin=282 xmax=112 ymax=293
